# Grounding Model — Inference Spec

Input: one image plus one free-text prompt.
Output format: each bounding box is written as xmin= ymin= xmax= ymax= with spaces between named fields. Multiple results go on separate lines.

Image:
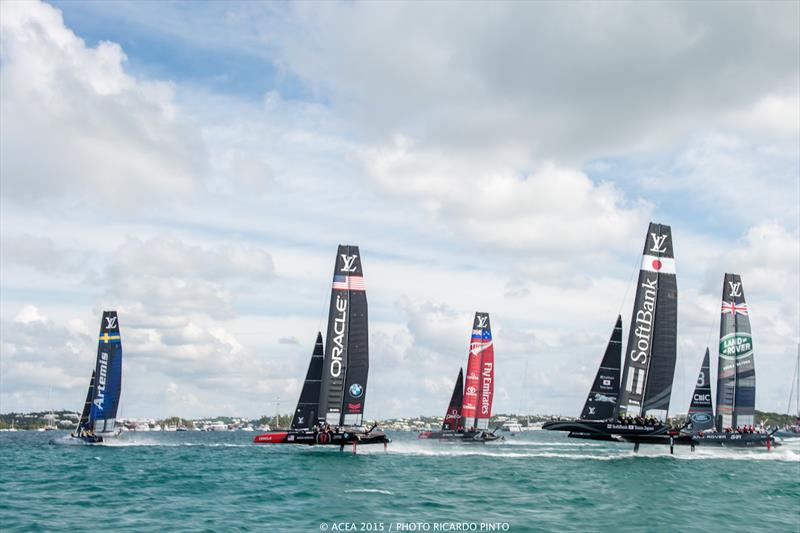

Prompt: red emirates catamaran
xmin=418 ymin=312 xmax=502 ymax=443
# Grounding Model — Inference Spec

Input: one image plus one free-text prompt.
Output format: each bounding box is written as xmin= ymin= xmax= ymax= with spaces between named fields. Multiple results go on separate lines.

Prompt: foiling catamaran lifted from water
xmin=543 ymin=223 xmax=694 ymax=451
xmin=63 ymin=311 xmax=123 ymax=444
xmin=253 ymin=245 xmax=389 ymax=453
xmin=687 ymin=274 xmax=777 ymax=448
xmin=418 ymin=312 xmax=502 ymax=443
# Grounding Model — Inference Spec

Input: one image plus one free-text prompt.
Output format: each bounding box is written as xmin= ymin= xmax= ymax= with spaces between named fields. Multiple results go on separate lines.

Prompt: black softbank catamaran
xmin=253 ymin=245 xmax=389 ymax=453
xmin=687 ymin=274 xmax=776 ymax=448
xmin=418 ymin=313 xmax=502 ymax=443
xmin=543 ymin=222 xmax=694 ymax=451
xmin=67 ymin=311 xmax=123 ymax=444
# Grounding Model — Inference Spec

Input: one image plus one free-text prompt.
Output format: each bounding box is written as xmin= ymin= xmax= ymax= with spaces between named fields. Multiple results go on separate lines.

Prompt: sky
xmin=1 ymin=0 xmax=798 ymax=420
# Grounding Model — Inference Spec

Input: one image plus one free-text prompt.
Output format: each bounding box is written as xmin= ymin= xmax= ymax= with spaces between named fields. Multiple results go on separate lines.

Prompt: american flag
xmin=721 ymin=301 xmax=749 ymax=316
xmin=332 ymin=274 xmax=366 ymax=291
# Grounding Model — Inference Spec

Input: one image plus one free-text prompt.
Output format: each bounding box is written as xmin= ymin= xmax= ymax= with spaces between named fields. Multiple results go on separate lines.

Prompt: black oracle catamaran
xmin=543 ymin=222 xmax=692 ymax=450
xmin=690 ymin=274 xmax=777 ymax=448
xmin=253 ymin=245 xmax=389 ymax=452
xmin=418 ymin=312 xmax=502 ymax=443
xmin=65 ymin=311 xmax=123 ymax=444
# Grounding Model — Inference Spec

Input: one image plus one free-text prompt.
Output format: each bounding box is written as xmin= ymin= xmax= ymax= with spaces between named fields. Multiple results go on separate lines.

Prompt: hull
xmin=775 ymin=429 xmax=800 ymax=439
xmin=692 ymin=432 xmax=779 ymax=448
xmin=417 ymin=430 xmax=503 ymax=443
xmin=49 ymin=434 xmax=106 ymax=445
xmin=543 ymin=419 xmax=693 ymax=445
xmin=253 ymin=428 xmax=390 ymax=446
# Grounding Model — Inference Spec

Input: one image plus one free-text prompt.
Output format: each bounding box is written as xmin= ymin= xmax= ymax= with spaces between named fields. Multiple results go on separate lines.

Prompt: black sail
xmin=580 ymin=316 xmax=622 ymax=421
xmin=687 ymin=348 xmax=714 ymax=433
xmin=716 ymin=273 xmax=755 ymax=430
xmin=290 ymin=332 xmax=324 ymax=430
xmin=618 ymin=222 xmax=678 ymax=420
xmin=442 ymin=368 xmax=464 ymax=431
xmin=318 ymin=245 xmax=368 ymax=426
xmin=75 ymin=370 xmax=96 ymax=435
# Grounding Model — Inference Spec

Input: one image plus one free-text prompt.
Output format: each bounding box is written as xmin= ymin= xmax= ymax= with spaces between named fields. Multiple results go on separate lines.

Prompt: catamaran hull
xmin=692 ymin=433 xmax=779 ymax=448
xmin=543 ymin=420 xmax=693 ymax=445
xmin=253 ymin=429 xmax=390 ymax=446
xmin=49 ymin=434 xmax=107 ymax=445
xmin=417 ymin=430 xmax=503 ymax=443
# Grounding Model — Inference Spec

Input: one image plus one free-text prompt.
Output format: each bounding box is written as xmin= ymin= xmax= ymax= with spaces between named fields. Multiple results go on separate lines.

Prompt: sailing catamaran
xmin=692 ymin=274 xmax=776 ymax=448
xmin=418 ymin=312 xmax=502 ymax=443
xmin=68 ymin=311 xmax=123 ymax=444
xmin=253 ymin=245 xmax=389 ymax=452
xmin=543 ymin=222 xmax=692 ymax=450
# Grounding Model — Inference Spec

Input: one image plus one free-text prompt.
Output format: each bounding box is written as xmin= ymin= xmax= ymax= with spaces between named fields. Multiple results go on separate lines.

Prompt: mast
xmin=291 ymin=332 xmax=324 ymax=430
xmin=617 ymin=222 xmax=677 ymax=421
xmin=88 ymin=311 xmax=123 ymax=434
xmin=318 ymin=245 xmax=368 ymax=426
xmin=442 ymin=368 xmax=464 ymax=431
xmin=461 ymin=312 xmax=494 ymax=430
xmin=787 ymin=344 xmax=800 ymax=419
xmin=580 ymin=316 xmax=622 ymax=421
xmin=687 ymin=348 xmax=714 ymax=433
xmin=715 ymin=274 xmax=755 ymax=430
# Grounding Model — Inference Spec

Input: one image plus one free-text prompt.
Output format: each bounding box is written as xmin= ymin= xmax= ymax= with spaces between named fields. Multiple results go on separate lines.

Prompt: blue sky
xmin=51 ymin=1 xmax=310 ymax=103
xmin=1 ymin=1 xmax=798 ymax=420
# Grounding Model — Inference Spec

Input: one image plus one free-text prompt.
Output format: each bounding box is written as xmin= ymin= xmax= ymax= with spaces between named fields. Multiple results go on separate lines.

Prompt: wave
xmin=384 ymin=441 xmax=800 ymax=462
xmin=344 ymin=489 xmax=393 ymax=495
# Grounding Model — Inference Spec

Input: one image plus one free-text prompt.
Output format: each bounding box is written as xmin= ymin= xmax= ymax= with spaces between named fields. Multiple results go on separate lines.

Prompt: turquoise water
xmin=1 ymin=430 xmax=798 ymax=532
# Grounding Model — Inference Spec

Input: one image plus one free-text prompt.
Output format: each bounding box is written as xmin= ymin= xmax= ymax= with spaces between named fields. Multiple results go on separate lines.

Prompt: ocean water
xmin=1 ymin=430 xmax=798 ymax=532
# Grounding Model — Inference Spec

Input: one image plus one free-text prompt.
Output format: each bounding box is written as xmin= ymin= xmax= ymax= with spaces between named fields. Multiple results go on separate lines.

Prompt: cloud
xmin=274 ymin=2 xmax=798 ymax=158
xmin=0 ymin=235 xmax=91 ymax=276
xmin=101 ymin=235 xmax=275 ymax=320
xmin=0 ymin=306 xmax=93 ymax=411
xmin=363 ymin=139 xmax=649 ymax=255
xmin=0 ymin=0 xmax=208 ymax=209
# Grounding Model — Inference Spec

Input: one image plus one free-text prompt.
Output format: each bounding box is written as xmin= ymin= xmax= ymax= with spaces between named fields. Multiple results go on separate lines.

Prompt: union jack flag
xmin=721 ymin=300 xmax=749 ymax=316
xmin=332 ymin=275 xmax=366 ymax=292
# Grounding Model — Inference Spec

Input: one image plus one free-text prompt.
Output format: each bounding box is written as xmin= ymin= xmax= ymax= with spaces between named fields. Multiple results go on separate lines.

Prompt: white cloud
xmin=274 ymin=2 xmax=799 ymax=158
xmin=363 ymin=139 xmax=649 ymax=254
xmin=101 ymin=235 xmax=275 ymax=320
xmin=0 ymin=0 xmax=207 ymax=209
xmin=13 ymin=305 xmax=48 ymax=324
